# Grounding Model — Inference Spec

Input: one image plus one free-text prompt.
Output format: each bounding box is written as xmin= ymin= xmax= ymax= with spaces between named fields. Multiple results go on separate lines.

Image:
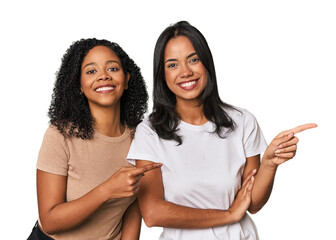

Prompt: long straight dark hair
xmin=149 ymin=21 xmax=237 ymax=145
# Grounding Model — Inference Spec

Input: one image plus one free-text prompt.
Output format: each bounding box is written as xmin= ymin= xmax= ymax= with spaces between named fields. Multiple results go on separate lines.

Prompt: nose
xmin=98 ymin=70 xmax=111 ymax=81
xmin=179 ymin=64 xmax=193 ymax=78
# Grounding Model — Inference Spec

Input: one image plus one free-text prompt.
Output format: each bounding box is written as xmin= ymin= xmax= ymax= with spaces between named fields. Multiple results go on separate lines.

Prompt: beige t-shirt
xmin=37 ymin=125 xmax=135 ymax=240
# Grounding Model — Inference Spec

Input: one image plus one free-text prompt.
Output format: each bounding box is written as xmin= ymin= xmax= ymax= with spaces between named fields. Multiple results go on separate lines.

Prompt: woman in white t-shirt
xmin=127 ymin=21 xmax=316 ymax=240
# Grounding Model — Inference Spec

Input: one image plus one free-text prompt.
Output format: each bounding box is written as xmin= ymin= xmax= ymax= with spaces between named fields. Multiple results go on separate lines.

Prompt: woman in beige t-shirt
xmin=29 ymin=39 xmax=161 ymax=240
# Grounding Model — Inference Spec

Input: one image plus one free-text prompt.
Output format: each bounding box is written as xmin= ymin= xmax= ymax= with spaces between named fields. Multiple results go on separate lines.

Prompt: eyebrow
xmin=164 ymin=52 xmax=198 ymax=64
xmin=82 ymin=60 xmax=120 ymax=69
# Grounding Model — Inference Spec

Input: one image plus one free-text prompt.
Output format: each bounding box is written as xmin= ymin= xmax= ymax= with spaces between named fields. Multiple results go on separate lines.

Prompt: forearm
xmin=38 ymin=163 xmax=160 ymax=235
xmin=121 ymin=200 xmax=141 ymax=240
xmin=248 ymin=123 xmax=318 ymax=212
xmin=142 ymin=199 xmax=236 ymax=229
xmin=136 ymin=160 xmax=239 ymax=229
xmin=249 ymin=162 xmax=277 ymax=213
xmin=39 ymin=185 xmax=107 ymax=234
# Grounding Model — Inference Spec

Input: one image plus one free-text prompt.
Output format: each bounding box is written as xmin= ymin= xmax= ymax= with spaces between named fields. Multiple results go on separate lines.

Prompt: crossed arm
xmin=121 ymin=199 xmax=142 ymax=239
xmin=136 ymin=123 xmax=317 ymax=228
xmin=136 ymin=159 xmax=254 ymax=229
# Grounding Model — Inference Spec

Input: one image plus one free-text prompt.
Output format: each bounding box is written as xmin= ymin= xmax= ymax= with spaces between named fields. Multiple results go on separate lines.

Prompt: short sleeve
xmin=242 ymin=110 xmax=268 ymax=157
xmin=36 ymin=126 xmax=69 ymax=176
xmin=127 ymin=120 xmax=160 ymax=165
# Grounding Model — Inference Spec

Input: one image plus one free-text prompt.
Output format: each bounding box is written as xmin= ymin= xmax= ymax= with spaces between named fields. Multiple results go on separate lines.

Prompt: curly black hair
xmin=48 ymin=38 xmax=148 ymax=139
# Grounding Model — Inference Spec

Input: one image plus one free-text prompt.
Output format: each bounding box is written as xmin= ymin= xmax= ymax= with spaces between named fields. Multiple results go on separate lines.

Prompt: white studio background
xmin=1 ymin=0 xmax=335 ymax=239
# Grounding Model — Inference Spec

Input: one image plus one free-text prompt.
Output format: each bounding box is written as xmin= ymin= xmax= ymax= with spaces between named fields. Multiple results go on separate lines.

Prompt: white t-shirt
xmin=127 ymin=108 xmax=268 ymax=240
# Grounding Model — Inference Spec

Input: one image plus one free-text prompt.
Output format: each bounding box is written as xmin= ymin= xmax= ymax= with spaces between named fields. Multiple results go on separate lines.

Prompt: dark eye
xmin=190 ymin=58 xmax=200 ymax=63
xmin=86 ymin=70 xmax=96 ymax=74
xmin=167 ymin=63 xmax=178 ymax=68
xmin=108 ymin=67 xmax=119 ymax=72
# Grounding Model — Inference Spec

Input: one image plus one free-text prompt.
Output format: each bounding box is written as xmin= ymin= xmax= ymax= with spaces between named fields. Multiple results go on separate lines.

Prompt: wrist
xmin=96 ymin=182 xmax=110 ymax=202
xmin=227 ymin=209 xmax=243 ymax=224
xmin=260 ymin=158 xmax=278 ymax=172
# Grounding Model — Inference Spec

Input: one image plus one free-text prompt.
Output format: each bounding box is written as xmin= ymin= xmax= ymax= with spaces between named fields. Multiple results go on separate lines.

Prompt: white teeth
xmin=95 ymin=86 xmax=114 ymax=92
xmin=180 ymin=81 xmax=196 ymax=87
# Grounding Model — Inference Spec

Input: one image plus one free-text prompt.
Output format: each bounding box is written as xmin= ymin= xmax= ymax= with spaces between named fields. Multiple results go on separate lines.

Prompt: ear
xmin=124 ymin=72 xmax=130 ymax=90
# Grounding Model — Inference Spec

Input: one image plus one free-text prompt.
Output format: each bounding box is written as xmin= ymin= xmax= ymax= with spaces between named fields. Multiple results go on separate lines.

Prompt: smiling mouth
xmin=177 ymin=79 xmax=199 ymax=89
xmin=95 ymin=86 xmax=115 ymax=93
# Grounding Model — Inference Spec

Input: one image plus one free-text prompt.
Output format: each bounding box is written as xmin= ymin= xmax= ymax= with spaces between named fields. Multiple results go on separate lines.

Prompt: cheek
xmin=115 ymin=73 xmax=128 ymax=89
xmin=80 ymin=81 xmax=94 ymax=97
xmin=198 ymin=67 xmax=208 ymax=85
xmin=202 ymin=74 xmax=208 ymax=86
xmin=80 ymin=77 xmax=88 ymax=91
xmin=164 ymin=70 xmax=175 ymax=86
xmin=80 ymin=73 xmax=95 ymax=90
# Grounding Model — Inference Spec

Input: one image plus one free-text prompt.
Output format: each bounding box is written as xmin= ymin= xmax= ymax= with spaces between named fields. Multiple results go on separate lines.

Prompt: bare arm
xmin=136 ymin=160 xmax=256 ymax=229
xmin=121 ymin=200 xmax=142 ymax=240
xmin=37 ymin=170 xmax=106 ymax=234
xmin=37 ymin=163 xmax=161 ymax=235
xmin=243 ymin=155 xmax=277 ymax=213
xmin=244 ymin=123 xmax=317 ymax=213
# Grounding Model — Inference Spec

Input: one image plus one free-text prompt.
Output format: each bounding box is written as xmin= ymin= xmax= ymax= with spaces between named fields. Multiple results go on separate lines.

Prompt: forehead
xmin=164 ymin=36 xmax=196 ymax=58
xmin=82 ymin=45 xmax=120 ymax=65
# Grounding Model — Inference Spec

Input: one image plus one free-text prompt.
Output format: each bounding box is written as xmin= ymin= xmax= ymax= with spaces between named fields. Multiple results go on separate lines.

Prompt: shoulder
xmin=43 ymin=125 xmax=66 ymax=141
xmin=224 ymin=106 xmax=257 ymax=124
xmin=223 ymin=107 xmax=263 ymax=139
xmin=135 ymin=117 xmax=155 ymax=134
xmin=38 ymin=125 xmax=70 ymax=174
xmin=132 ymin=117 xmax=160 ymax=140
xmin=41 ymin=125 xmax=71 ymax=153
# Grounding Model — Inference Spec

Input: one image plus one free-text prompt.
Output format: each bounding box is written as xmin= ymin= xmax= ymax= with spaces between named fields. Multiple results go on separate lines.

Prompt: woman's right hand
xmin=99 ymin=163 xmax=162 ymax=200
xmin=228 ymin=169 xmax=256 ymax=222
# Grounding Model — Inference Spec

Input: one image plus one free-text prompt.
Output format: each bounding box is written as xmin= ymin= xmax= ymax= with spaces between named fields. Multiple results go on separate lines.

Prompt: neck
xmin=89 ymin=102 xmax=125 ymax=137
xmin=176 ymin=99 xmax=207 ymax=125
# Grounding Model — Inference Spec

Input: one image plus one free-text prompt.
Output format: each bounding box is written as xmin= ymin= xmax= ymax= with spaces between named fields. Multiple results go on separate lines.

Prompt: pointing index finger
xmin=278 ymin=123 xmax=317 ymax=137
xmin=287 ymin=123 xmax=318 ymax=135
xmin=131 ymin=163 xmax=162 ymax=176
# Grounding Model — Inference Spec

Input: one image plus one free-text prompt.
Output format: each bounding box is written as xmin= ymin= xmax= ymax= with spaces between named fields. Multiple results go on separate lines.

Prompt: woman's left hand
xmin=262 ymin=123 xmax=317 ymax=168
